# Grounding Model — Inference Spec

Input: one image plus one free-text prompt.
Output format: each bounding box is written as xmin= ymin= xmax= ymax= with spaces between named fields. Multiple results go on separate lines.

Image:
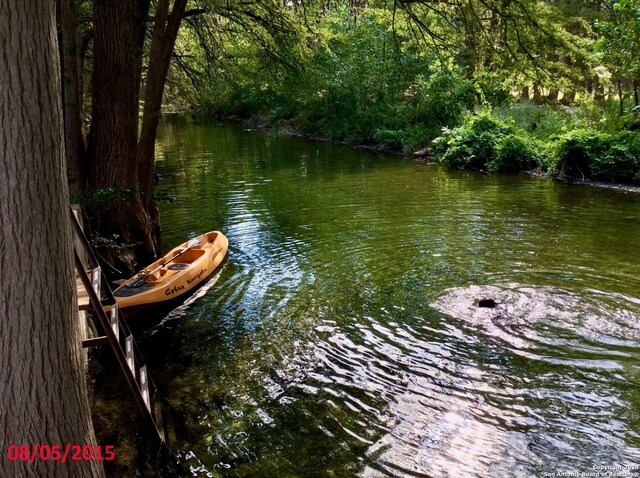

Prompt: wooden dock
xmin=71 ymin=206 xmax=165 ymax=445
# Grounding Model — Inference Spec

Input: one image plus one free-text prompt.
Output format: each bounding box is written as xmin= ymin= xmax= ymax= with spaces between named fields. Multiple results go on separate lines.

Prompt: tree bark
xmin=86 ymin=0 xmax=156 ymax=271
xmin=617 ymin=78 xmax=624 ymax=116
xmin=137 ymin=0 xmax=189 ymax=242
xmin=532 ymin=85 xmax=542 ymax=103
xmin=77 ymin=29 xmax=92 ymax=110
xmin=0 ymin=1 xmax=104 ymax=476
xmin=57 ymin=0 xmax=86 ymax=197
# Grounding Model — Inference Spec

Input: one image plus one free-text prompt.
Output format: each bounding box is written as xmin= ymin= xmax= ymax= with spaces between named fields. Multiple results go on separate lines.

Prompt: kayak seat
xmin=168 ymin=263 xmax=189 ymax=271
xmin=174 ymin=248 xmax=206 ymax=263
xmin=147 ymin=268 xmax=168 ymax=282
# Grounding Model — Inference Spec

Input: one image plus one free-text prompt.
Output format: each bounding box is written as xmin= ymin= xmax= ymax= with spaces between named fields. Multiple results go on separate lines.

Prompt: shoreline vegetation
xmin=162 ymin=5 xmax=640 ymax=191
xmin=189 ymin=108 xmax=640 ymax=191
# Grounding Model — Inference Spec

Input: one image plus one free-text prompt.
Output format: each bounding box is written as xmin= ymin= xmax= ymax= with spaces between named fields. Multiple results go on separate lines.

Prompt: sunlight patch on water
xmin=432 ymin=284 xmax=640 ymax=358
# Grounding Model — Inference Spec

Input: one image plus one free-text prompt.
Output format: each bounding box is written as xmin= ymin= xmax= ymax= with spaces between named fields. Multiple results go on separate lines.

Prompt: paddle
xmin=129 ymin=238 xmax=203 ymax=288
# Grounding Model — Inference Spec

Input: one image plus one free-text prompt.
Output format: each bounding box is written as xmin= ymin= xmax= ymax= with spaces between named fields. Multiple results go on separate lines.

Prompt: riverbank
xmin=429 ymin=111 xmax=640 ymax=186
xmin=191 ymin=111 xmax=640 ymax=192
xmin=559 ymin=178 xmax=640 ymax=193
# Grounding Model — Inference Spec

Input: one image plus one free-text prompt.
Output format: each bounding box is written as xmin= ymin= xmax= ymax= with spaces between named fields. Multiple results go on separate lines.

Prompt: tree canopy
xmin=57 ymin=0 xmax=640 ymax=269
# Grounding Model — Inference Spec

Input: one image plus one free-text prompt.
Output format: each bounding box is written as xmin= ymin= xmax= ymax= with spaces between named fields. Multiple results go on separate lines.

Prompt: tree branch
xmin=184 ymin=8 xmax=206 ymax=18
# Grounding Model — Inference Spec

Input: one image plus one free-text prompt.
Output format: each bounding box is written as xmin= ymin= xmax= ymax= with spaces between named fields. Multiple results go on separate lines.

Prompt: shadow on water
xmin=134 ymin=116 xmax=640 ymax=477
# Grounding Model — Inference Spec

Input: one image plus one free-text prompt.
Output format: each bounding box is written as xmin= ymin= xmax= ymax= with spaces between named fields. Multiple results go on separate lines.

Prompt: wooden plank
xmin=82 ymin=336 xmax=110 ymax=348
xmin=71 ymin=205 xmax=88 ymax=268
xmin=71 ymin=212 xmax=165 ymax=445
xmin=77 ymin=276 xmax=91 ymax=311
xmin=153 ymin=397 xmax=167 ymax=445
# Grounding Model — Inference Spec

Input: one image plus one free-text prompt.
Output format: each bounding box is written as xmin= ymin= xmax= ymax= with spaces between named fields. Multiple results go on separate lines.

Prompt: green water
xmin=144 ymin=115 xmax=640 ymax=477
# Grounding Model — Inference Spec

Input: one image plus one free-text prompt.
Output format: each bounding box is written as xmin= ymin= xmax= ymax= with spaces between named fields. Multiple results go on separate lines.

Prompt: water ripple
xmin=152 ymin=120 xmax=640 ymax=477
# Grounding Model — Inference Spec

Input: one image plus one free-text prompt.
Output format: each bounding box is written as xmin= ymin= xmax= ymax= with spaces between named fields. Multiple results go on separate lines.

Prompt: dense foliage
xmin=430 ymin=110 xmax=640 ymax=183
xmin=162 ymin=1 xmax=640 ymax=184
xmin=551 ymin=129 xmax=640 ymax=183
xmin=431 ymin=113 xmax=543 ymax=172
xmin=185 ymin=8 xmax=484 ymax=151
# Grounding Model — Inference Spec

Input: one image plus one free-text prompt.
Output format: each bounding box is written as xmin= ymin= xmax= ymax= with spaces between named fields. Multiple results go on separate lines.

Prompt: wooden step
xmin=76 ymin=276 xmax=91 ymax=311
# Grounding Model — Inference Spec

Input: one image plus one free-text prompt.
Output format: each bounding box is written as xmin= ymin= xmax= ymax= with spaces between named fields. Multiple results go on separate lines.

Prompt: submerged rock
xmin=477 ymin=298 xmax=497 ymax=308
xmin=431 ymin=284 xmax=640 ymax=348
xmin=413 ymin=146 xmax=430 ymax=157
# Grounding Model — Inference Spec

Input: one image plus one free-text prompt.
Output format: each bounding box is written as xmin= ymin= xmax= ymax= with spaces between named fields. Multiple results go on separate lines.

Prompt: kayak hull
xmin=113 ymin=231 xmax=228 ymax=314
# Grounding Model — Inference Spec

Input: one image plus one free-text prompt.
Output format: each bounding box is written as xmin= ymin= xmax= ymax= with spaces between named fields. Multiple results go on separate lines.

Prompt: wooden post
xmin=139 ymin=365 xmax=150 ymax=412
xmin=110 ymin=304 xmax=119 ymax=341
xmin=91 ymin=266 xmax=101 ymax=295
xmin=125 ymin=335 xmax=134 ymax=373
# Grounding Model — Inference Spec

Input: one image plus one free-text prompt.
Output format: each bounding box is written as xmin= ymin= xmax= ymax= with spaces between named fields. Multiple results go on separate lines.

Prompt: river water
xmin=144 ymin=115 xmax=640 ymax=477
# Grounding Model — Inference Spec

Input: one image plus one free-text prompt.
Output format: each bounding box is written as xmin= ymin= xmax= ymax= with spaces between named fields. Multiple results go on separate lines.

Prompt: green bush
xmin=550 ymin=129 xmax=640 ymax=183
xmin=489 ymin=135 xmax=541 ymax=172
xmin=431 ymin=112 xmax=513 ymax=169
xmin=473 ymin=71 xmax=512 ymax=107
xmin=591 ymin=132 xmax=640 ymax=183
xmin=497 ymin=100 xmax=576 ymax=138
xmin=373 ymin=128 xmax=406 ymax=151
xmin=551 ymin=129 xmax=604 ymax=175
xmin=621 ymin=106 xmax=640 ymax=131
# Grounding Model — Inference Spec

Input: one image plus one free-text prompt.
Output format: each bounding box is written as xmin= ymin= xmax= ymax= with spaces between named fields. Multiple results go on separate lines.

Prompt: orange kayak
xmin=113 ymin=231 xmax=228 ymax=313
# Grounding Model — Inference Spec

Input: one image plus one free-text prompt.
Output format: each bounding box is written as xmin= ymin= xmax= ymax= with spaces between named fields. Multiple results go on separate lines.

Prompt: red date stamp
xmin=6 ymin=444 xmax=115 ymax=463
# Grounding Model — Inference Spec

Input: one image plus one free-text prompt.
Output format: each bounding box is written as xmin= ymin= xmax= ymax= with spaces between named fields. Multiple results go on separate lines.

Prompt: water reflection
xmin=433 ymin=284 xmax=640 ymax=363
xmin=351 ymin=285 xmax=640 ymax=477
xmin=147 ymin=117 xmax=640 ymax=477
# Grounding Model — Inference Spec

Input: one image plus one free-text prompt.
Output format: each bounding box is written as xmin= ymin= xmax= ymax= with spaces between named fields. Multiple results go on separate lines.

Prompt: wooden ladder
xmin=70 ymin=208 xmax=165 ymax=444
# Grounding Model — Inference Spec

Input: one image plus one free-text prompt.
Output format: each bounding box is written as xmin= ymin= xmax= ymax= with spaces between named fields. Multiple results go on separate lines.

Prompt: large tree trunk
xmin=0 ymin=1 xmax=104 ymax=476
xmin=58 ymin=0 xmax=86 ymax=197
xmin=532 ymin=85 xmax=543 ymax=103
xmin=77 ymin=28 xmax=92 ymax=110
xmin=86 ymin=0 xmax=156 ymax=272
xmin=82 ymin=0 xmax=195 ymax=272
xmin=138 ymin=0 xmax=189 ymax=245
